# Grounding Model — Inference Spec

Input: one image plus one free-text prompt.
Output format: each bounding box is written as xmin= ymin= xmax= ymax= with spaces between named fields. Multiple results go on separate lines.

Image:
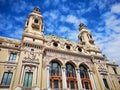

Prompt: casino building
xmin=0 ymin=7 xmax=120 ymax=90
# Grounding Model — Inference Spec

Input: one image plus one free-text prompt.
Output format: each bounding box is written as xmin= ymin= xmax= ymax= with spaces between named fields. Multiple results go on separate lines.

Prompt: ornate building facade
xmin=0 ymin=7 xmax=120 ymax=90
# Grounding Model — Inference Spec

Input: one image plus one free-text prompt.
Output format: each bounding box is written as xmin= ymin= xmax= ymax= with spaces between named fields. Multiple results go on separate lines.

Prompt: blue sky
xmin=0 ymin=0 xmax=120 ymax=66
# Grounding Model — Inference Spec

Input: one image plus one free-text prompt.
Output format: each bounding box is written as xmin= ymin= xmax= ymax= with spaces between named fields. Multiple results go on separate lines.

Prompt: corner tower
xmin=78 ymin=23 xmax=94 ymax=46
xmin=22 ymin=7 xmax=44 ymax=44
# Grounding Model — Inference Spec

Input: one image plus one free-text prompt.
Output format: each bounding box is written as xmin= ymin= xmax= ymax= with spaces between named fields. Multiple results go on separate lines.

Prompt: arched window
xmin=49 ymin=61 xmax=62 ymax=89
xmin=34 ymin=18 xmax=38 ymax=23
xmin=79 ymin=65 xmax=92 ymax=89
xmin=79 ymin=65 xmax=89 ymax=78
xmin=66 ymin=63 xmax=78 ymax=89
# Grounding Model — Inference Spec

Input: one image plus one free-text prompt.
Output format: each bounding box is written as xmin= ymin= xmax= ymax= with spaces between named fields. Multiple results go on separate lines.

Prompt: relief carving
xmin=98 ymin=64 xmax=107 ymax=74
xmin=4 ymin=65 xmax=16 ymax=71
xmin=23 ymin=49 xmax=39 ymax=63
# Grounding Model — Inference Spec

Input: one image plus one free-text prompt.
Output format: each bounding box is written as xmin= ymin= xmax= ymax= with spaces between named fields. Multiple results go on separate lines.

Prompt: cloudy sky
xmin=0 ymin=0 xmax=120 ymax=66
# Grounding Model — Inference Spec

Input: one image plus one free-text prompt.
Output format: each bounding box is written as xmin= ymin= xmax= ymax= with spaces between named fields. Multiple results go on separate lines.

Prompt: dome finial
xmin=33 ymin=7 xmax=40 ymax=14
xmin=79 ymin=23 xmax=86 ymax=30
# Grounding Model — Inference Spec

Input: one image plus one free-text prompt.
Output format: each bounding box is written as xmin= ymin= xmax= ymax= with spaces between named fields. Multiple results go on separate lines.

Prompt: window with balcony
xmin=23 ymin=72 xmax=33 ymax=88
xmin=79 ymin=65 xmax=92 ymax=89
xmin=66 ymin=63 xmax=77 ymax=89
xmin=9 ymin=53 xmax=17 ymax=62
xmin=0 ymin=72 xmax=13 ymax=88
xmin=49 ymin=61 xmax=62 ymax=89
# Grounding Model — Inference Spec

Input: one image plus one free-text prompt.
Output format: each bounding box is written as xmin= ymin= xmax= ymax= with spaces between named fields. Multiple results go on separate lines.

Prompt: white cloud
xmin=105 ymin=15 xmax=120 ymax=33
xmin=96 ymin=33 xmax=120 ymax=65
xmin=60 ymin=5 xmax=69 ymax=12
xmin=66 ymin=15 xmax=79 ymax=24
xmin=44 ymin=0 xmax=50 ymax=7
xmin=94 ymin=3 xmax=120 ymax=65
xmin=0 ymin=13 xmax=24 ymax=39
xmin=14 ymin=16 xmax=26 ymax=24
xmin=43 ymin=10 xmax=60 ymax=20
xmin=9 ymin=27 xmax=23 ymax=39
xmin=67 ymin=30 xmax=78 ymax=41
xmin=59 ymin=26 xmax=69 ymax=33
xmin=111 ymin=3 xmax=120 ymax=14
xmin=89 ymin=0 xmax=110 ymax=10
xmin=50 ymin=13 xmax=58 ymax=19
xmin=12 ymin=1 xmax=34 ymax=13
xmin=44 ymin=0 xmax=60 ymax=7
xmin=64 ymin=15 xmax=87 ymax=27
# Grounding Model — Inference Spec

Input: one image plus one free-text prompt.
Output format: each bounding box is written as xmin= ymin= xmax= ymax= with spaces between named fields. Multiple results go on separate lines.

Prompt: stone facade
xmin=0 ymin=7 xmax=120 ymax=90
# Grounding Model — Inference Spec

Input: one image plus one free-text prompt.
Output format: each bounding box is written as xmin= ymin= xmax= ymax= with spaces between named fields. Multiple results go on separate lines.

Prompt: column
xmin=88 ymin=71 xmax=97 ymax=90
xmin=76 ymin=69 xmax=83 ymax=89
xmin=46 ymin=65 xmax=50 ymax=89
xmin=105 ymin=65 xmax=115 ymax=90
xmin=94 ymin=63 xmax=105 ymax=90
xmin=19 ymin=65 xmax=24 ymax=84
xmin=62 ymin=66 xmax=67 ymax=89
xmin=33 ymin=66 xmax=37 ymax=85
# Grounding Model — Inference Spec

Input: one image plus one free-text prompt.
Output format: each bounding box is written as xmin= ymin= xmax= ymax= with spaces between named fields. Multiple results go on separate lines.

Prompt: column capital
xmin=62 ymin=66 xmax=66 ymax=72
xmin=46 ymin=65 xmax=50 ymax=70
xmin=62 ymin=66 xmax=66 ymax=69
xmin=76 ymin=68 xmax=80 ymax=73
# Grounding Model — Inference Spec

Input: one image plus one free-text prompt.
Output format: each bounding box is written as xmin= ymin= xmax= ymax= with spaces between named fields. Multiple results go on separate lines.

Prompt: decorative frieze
xmin=4 ymin=64 xmax=17 ymax=71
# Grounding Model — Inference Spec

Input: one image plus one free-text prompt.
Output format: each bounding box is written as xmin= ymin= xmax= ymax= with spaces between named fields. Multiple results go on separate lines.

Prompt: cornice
xmin=86 ymin=48 xmax=101 ymax=53
xmin=22 ymin=41 xmax=44 ymax=48
xmin=0 ymin=36 xmax=20 ymax=44
xmin=0 ymin=44 xmax=20 ymax=50
xmin=93 ymin=55 xmax=104 ymax=60
xmin=0 ymin=61 xmax=18 ymax=65
xmin=44 ymin=46 xmax=91 ymax=59
xmin=107 ymin=63 xmax=118 ymax=67
xmin=22 ymin=33 xmax=45 ymax=41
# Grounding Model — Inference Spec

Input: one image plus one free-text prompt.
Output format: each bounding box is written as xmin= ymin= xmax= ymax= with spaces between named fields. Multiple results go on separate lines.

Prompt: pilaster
xmin=94 ymin=62 xmax=105 ymax=90
xmin=62 ymin=66 xmax=67 ymax=89
xmin=76 ymin=68 xmax=83 ymax=89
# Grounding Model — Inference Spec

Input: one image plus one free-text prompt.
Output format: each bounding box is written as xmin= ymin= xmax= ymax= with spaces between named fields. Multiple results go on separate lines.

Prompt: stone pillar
xmin=19 ymin=65 xmax=24 ymax=84
xmin=88 ymin=71 xmax=96 ymax=90
xmin=46 ymin=65 xmax=50 ymax=90
xmin=62 ymin=66 xmax=67 ymax=89
xmin=33 ymin=66 xmax=37 ymax=85
xmin=105 ymin=65 xmax=115 ymax=90
xmin=94 ymin=63 xmax=105 ymax=90
xmin=76 ymin=69 xmax=83 ymax=89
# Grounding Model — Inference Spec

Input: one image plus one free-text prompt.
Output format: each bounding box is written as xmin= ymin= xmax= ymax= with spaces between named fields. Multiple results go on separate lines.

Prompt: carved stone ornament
xmin=24 ymin=66 xmax=35 ymax=72
xmin=98 ymin=64 xmax=107 ymax=74
xmin=4 ymin=65 xmax=16 ymax=71
xmin=23 ymin=50 xmax=39 ymax=62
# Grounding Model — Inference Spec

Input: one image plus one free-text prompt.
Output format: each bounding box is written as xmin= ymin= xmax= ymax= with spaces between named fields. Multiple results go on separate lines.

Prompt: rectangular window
xmin=54 ymin=80 xmax=58 ymax=88
xmin=0 ymin=72 xmax=13 ymax=88
xmin=23 ymin=72 xmax=33 ymax=88
xmin=103 ymin=78 xmax=109 ymax=89
xmin=119 ymin=81 xmax=120 ymax=85
xmin=70 ymin=81 xmax=74 ymax=89
xmin=9 ymin=53 xmax=17 ymax=62
xmin=85 ymin=82 xmax=89 ymax=89
xmin=113 ymin=68 xmax=117 ymax=74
